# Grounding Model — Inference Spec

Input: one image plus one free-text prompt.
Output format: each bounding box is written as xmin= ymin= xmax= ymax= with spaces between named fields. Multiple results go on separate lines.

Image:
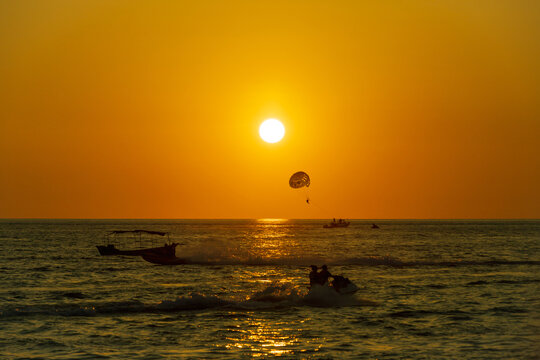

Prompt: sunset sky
xmin=1 ymin=1 xmax=539 ymax=219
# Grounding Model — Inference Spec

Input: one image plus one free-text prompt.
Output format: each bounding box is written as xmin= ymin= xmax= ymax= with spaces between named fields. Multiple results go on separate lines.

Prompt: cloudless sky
xmin=1 ymin=0 xmax=539 ymax=219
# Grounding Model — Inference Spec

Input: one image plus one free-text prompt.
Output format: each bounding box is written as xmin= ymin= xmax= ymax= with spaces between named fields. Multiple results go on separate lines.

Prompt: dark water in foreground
xmin=0 ymin=219 xmax=539 ymax=359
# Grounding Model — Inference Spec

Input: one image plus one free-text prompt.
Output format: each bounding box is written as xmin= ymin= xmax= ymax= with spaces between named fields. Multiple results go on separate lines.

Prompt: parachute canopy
xmin=289 ymin=171 xmax=310 ymax=189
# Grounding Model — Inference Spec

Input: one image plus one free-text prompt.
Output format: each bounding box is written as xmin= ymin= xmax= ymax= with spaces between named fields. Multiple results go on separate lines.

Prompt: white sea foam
xmin=0 ymin=283 xmax=376 ymax=318
xmin=157 ymin=282 xmax=376 ymax=311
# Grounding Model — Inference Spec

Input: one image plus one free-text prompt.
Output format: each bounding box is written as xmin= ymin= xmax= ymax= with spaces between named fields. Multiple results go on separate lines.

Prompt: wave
xmin=400 ymin=259 xmax=540 ymax=267
xmin=466 ymin=278 xmax=540 ymax=286
xmin=164 ymin=238 xmax=540 ymax=268
xmin=387 ymin=305 xmax=531 ymax=319
xmin=0 ymin=283 xmax=376 ymax=318
xmin=170 ymin=254 xmax=540 ymax=268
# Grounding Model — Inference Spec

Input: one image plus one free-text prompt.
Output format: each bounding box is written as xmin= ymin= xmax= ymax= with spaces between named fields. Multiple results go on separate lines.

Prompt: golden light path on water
xmin=224 ymin=319 xmax=307 ymax=357
xmin=223 ymin=219 xmax=306 ymax=356
xmin=251 ymin=219 xmax=293 ymax=260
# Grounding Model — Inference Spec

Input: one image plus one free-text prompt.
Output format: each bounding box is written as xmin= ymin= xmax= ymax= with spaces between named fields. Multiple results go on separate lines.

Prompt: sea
xmin=0 ymin=219 xmax=538 ymax=359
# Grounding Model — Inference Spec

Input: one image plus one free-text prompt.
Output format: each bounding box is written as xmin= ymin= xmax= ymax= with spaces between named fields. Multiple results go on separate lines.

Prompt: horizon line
xmin=0 ymin=218 xmax=539 ymax=221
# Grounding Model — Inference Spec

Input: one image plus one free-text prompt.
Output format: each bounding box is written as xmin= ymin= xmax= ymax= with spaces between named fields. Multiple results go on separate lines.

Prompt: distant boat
xmin=371 ymin=223 xmax=380 ymax=229
xmin=323 ymin=219 xmax=350 ymax=228
xmin=96 ymin=230 xmax=178 ymax=258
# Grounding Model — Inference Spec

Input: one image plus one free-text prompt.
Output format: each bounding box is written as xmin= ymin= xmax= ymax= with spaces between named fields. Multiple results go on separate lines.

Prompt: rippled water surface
xmin=1 ymin=219 xmax=539 ymax=359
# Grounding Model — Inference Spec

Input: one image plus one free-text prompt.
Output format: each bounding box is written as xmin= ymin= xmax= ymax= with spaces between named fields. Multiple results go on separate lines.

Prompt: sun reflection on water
xmin=222 ymin=318 xmax=306 ymax=357
xmin=256 ymin=218 xmax=289 ymax=223
xmin=250 ymin=219 xmax=298 ymax=260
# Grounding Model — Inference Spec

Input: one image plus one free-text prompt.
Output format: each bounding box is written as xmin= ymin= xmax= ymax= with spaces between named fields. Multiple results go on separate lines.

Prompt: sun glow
xmin=259 ymin=119 xmax=285 ymax=143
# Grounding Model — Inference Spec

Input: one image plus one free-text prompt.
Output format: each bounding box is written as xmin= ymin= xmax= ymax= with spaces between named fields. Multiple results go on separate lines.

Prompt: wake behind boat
xmin=96 ymin=230 xmax=178 ymax=258
xmin=141 ymin=253 xmax=188 ymax=265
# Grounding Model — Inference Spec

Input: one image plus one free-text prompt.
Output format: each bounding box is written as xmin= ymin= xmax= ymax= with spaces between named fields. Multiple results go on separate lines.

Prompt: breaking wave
xmin=0 ymin=283 xmax=376 ymax=318
xmin=168 ymin=254 xmax=540 ymax=268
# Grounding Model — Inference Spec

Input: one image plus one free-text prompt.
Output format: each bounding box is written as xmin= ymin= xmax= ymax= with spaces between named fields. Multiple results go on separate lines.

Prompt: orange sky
xmin=1 ymin=1 xmax=539 ymax=219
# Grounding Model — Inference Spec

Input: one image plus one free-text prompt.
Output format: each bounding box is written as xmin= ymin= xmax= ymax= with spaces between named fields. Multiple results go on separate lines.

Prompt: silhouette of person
xmin=309 ymin=265 xmax=319 ymax=287
xmin=318 ymin=264 xmax=333 ymax=285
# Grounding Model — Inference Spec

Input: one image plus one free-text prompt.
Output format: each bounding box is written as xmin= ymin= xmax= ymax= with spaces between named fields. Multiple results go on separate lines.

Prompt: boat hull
xmin=96 ymin=244 xmax=177 ymax=257
xmin=323 ymin=222 xmax=350 ymax=228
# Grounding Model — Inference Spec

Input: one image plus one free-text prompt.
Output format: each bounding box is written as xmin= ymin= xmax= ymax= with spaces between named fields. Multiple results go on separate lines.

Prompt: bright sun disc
xmin=259 ymin=119 xmax=285 ymax=143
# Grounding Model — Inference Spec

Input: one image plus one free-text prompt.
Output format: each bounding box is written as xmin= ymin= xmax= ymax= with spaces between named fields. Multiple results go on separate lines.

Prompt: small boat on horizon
xmin=323 ymin=219 xmax=350 ymax=228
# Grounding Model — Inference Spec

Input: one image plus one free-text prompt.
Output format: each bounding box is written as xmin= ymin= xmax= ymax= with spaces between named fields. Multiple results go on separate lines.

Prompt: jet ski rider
xmin=309 ymin=265 xmax=334 ymax=286
xmin=318 ymin=264 xmax=333 ymax=285
xmin=309 ymin=265 xmax=319 ymax=287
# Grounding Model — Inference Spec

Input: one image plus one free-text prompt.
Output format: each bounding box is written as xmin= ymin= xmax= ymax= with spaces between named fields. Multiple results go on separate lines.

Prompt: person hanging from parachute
xmin=289 ymin=171 xmax=310 ymax=204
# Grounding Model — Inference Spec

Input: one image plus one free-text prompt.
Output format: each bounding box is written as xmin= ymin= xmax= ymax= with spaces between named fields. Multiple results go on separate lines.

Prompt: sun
xmin=259 ymin=119 xmax=285 ymax=143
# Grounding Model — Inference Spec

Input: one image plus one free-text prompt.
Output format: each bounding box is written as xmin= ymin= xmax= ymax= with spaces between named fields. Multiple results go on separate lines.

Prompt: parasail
xmin=289 ymin=171 xmax=311 ymax=204
xmin=289 ymin=171 xmax=310 ymax=189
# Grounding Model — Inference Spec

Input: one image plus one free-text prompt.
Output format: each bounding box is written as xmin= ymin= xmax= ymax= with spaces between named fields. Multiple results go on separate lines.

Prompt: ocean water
xmin=0 ymin=219 xmax=538 ymax=359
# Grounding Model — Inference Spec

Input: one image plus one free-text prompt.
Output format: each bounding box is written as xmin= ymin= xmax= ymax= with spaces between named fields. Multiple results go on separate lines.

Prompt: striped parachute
xmin=289 ymin=171 xmax=310 ymax=189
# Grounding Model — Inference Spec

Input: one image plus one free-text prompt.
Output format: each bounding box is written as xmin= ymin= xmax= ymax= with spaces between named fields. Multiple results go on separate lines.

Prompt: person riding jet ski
xmin=318 ymin=265 xmax=333 ymax=285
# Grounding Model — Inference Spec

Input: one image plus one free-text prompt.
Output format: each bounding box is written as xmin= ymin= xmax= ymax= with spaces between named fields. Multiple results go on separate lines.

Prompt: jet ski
xmin=329 ymin=275 xmax=359 ymax=295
